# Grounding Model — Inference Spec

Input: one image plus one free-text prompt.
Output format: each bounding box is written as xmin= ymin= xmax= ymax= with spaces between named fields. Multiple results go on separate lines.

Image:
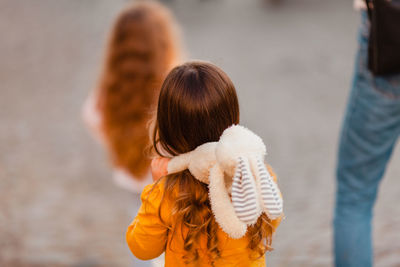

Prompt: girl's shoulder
xmin=140 ymin=178 xmax=167 ymax=204
xmin=140 ymin=176 xmax=177 ymax=200
xmin=140 ymin=177 xmax=175 ymax=225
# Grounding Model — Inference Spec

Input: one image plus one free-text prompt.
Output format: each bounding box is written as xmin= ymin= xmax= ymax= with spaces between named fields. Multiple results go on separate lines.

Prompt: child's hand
xmin=151 ymin=157 xmax=170 ymax=181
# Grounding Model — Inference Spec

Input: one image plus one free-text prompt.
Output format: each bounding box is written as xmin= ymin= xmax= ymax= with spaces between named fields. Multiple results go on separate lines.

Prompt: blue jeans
xmin=334 ymin=12 xmax=400 ymax=267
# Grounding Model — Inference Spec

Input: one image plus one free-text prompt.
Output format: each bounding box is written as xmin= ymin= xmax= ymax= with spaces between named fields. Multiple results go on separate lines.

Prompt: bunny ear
xmin=208 ymin=164 xmax=247 ymax=239
xmin=231 ymin=157 xmax=261 ymax=225
xmin=256 ymin=158 xmax=283 ymax=219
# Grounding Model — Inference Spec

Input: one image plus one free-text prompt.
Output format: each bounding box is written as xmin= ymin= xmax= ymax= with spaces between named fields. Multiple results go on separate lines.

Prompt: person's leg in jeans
xmin=334 ymin=12 xmax=400 ymax=267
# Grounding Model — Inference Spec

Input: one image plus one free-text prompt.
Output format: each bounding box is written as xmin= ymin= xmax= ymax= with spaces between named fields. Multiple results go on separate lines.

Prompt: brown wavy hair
xmin=152 ymin=62 xmax=274 ymax=265
xmin=97 ymin=1 xmax=181 ymax=178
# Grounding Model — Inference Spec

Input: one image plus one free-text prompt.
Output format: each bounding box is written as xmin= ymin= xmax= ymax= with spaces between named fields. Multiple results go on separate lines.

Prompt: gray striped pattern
xmin=257 ymin=158 xmax=283 ymax=219
xmin=231 ymin=157 xmax=260 ymax=225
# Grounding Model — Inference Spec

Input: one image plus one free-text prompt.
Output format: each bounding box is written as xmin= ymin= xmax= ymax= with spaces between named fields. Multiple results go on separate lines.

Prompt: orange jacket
xmin=126 ymin=169 xmax=281 ymax=266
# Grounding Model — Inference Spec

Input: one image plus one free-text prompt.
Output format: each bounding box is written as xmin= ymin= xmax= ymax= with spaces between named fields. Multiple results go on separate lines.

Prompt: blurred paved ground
xmin=1 ymin=0 xmax=400 ymax=266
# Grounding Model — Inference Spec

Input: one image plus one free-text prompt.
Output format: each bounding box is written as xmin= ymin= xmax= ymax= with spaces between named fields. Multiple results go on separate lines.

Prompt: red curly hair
xmin=97 ymin=1 xmax=181 ymax=179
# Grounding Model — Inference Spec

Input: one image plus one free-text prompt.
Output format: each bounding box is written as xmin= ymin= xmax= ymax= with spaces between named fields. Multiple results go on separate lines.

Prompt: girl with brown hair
xmin=126 ymin=61 xmax=283 ymax=266
xmin=83 ymin=1 xmax=182 ymax=193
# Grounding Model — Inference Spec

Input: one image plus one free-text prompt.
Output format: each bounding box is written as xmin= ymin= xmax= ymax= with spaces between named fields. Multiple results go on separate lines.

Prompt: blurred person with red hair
xmin=83 ymin=1 xmax=183 ymax=194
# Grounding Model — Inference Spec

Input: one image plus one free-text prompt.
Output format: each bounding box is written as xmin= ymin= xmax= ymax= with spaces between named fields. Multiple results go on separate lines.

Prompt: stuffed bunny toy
xmin=167 ymin=125 xmax=283 ymax=239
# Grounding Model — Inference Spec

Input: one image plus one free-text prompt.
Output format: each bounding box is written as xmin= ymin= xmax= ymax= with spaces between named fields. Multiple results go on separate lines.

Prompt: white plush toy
xmin=167 ymin=125 xmax=283 ymax=239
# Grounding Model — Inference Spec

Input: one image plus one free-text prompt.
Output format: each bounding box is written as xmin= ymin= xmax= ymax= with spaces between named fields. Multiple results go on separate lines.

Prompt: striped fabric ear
xmin=256 ymin=158 xmax=283 ymax=219
xmin=231 ymin=157 xmax=261 ymax=225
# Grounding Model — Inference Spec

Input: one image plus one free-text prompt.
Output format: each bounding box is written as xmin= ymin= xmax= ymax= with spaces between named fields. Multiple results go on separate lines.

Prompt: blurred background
xmin=1 ymin=0 xmax=400 ymax=266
